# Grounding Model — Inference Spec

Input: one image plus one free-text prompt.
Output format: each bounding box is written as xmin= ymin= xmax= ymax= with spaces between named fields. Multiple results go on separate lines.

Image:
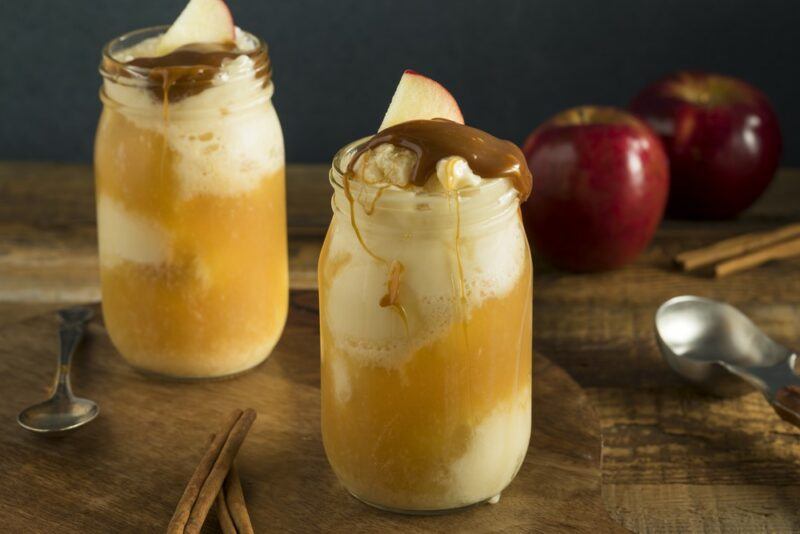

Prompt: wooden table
xmin=3 ymin=161 xmax=800 ymax=532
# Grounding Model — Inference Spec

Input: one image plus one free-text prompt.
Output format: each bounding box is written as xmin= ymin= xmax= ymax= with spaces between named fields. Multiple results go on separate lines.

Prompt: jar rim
xmin=99 ymin=25 xmax=271 ymax=88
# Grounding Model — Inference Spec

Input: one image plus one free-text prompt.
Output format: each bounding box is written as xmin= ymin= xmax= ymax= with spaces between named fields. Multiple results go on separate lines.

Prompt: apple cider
xmin=319 ymin=115 xmax=533 ymax=512
xmin=95 ymin=27 xmax=287 ymax=378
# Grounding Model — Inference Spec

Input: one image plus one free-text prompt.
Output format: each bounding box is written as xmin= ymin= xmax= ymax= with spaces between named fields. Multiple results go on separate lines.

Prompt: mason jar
xmin=319 ymin=139 xmax=533 ymax=513
xmin=95 ymin=27 xmax=288 ymax=378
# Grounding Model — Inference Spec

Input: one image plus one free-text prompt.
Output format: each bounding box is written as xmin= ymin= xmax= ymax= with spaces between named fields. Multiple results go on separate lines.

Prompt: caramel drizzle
xmin=380 ymin=260 xmax=409 ymax=333
xmin=340 ymin=173 xmax=408 ymax=332
xmin=358 ymin=182 xmax=390 ymax=216
xmin=159 ymin=79 xmax=170 ymax=192
xmin=103 ymin=41 xmax=271 ymax=103
xmin=342 ymin=173 xmax=386 ymax=265
xmin=346 ymin=119 xmax=532 ymax=201
xmin=451 ymin=192 xmax=467 ymax=303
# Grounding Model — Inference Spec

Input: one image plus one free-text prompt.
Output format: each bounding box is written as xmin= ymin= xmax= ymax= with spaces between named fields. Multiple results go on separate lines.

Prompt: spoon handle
xmin=773 ymin=386 xmax=800 ymax=428
xmin=54 ymin=322 xmax=86 ymax=398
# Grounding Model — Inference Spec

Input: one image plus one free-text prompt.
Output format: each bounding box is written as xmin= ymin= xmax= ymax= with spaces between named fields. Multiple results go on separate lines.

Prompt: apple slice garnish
xmin=378 ymin=70 xmax=464 ymax=131
xmin=156 ymin=0 xmax=235 ymax=56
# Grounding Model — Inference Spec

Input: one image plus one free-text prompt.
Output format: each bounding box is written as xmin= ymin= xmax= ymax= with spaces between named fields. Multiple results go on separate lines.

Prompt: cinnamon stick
xmin=216 ymin=490 xmax=237 ymax=534
xmin=221 ymin=465 xmax=255 ymax=534
xmin=184 ymin=408 xmax=257 ymax=534
xmin=675 ymin=223 xmax=800 ymax=271
xmin=167 ymin=409 xmax=243 ymax=533
xmin=714 ymin=236 xmax=800 ymax=277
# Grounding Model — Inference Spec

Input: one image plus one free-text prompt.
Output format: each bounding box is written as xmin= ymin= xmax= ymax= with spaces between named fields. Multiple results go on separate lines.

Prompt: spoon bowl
xmin=655 ymin=295 xmax=793 ymax=396
xmin=17 ymin=396 xmax=98 ymax=435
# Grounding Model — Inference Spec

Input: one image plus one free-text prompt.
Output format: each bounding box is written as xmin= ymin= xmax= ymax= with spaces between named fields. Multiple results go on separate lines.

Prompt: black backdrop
xmin=1 ymin=0 xmax=798 ymax=164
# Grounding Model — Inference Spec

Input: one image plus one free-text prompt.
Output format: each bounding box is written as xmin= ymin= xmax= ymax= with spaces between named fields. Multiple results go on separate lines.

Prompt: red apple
xmin=522 ymin=106 xmax=669 ymax=272
xmin=631 ymin=71 xmax=782 ymax=219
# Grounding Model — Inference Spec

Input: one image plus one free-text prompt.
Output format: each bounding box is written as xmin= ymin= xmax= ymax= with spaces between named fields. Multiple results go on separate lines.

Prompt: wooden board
xmin=0 ymin=293 xmax=618 ymax=533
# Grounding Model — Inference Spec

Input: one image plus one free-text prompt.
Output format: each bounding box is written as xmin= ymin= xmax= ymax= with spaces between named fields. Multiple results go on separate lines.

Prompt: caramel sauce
xmin=452 ymin=193 xmax=467 ymax=303
xmin=341 ymin=172 xmax=409 ymax=331
xmin=342 ymin=172 xmax=386 ymax=265
xmin=103 ymin=41 xmax=271 ymax=103
xmin=359 ymin=183 xmax=390 ymax=216
xmin=380 ymin=260 xmax=409 ymax=334
xmin=347 ymin=119 xmax=532 ymax=201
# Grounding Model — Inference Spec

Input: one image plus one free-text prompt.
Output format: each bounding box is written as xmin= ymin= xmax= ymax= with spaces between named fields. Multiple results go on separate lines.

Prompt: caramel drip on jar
xmin=342 ymin=169 xmax=411 ymax=332
xmin=379 ymin=260 xmax=409 ymax=334
xmin=361 ymin=184 xmax=389 ymax=216
xmin=342 ymin=173 xmax=387 ymax=265
xmin=452 ymin=192 xmax=467 ymax=303
xmin=159 ymin=78 xmax=169 ymax=188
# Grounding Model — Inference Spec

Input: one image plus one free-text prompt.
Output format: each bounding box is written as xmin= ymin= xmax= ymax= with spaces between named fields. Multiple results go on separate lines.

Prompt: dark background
xmin=1 ymin=0 xmax=798 ymax=164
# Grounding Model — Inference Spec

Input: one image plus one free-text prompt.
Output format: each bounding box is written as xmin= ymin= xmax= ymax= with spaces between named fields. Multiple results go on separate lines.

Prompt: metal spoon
xmin=655 ymin=295 xmax=800 ymax=428
xmin=17 ymin=307 xmax=98 ymax=435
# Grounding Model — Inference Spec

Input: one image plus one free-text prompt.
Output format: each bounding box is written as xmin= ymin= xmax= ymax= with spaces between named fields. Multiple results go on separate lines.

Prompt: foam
xmin=168 ymin=103 xmax=283 ymax=198
xmin=322 ymin=186 xmax=527 ymax=368
xmin=97 ymin=195 xmax=172 ymax=267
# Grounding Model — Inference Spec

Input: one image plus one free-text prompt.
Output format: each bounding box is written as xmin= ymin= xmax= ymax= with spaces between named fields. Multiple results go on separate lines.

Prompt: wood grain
xmin=0 ymin=297 xmax=614 ymax=533
xmin=4 ymin=160 xmax=800 ymax=532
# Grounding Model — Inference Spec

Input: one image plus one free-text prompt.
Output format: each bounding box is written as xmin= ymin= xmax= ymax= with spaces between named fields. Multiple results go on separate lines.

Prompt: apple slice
xmin=378 ymin=70 xmax=464 ymax=131
xmin=156 ymin=0 xmax=235 ymax=56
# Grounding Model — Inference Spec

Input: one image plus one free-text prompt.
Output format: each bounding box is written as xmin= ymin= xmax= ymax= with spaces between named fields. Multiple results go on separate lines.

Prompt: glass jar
xmin=95 ymin=27 xmax=288 ymax=378
xmin=319 ymin=140 xmax=533 ymax=513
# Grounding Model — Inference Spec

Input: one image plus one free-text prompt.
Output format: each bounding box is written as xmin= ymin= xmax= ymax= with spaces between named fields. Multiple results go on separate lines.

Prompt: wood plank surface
xmin=3 ymin=160 xmax=800 ymax=532
xmin=0 ymin=298 xmax=614 ymax=533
